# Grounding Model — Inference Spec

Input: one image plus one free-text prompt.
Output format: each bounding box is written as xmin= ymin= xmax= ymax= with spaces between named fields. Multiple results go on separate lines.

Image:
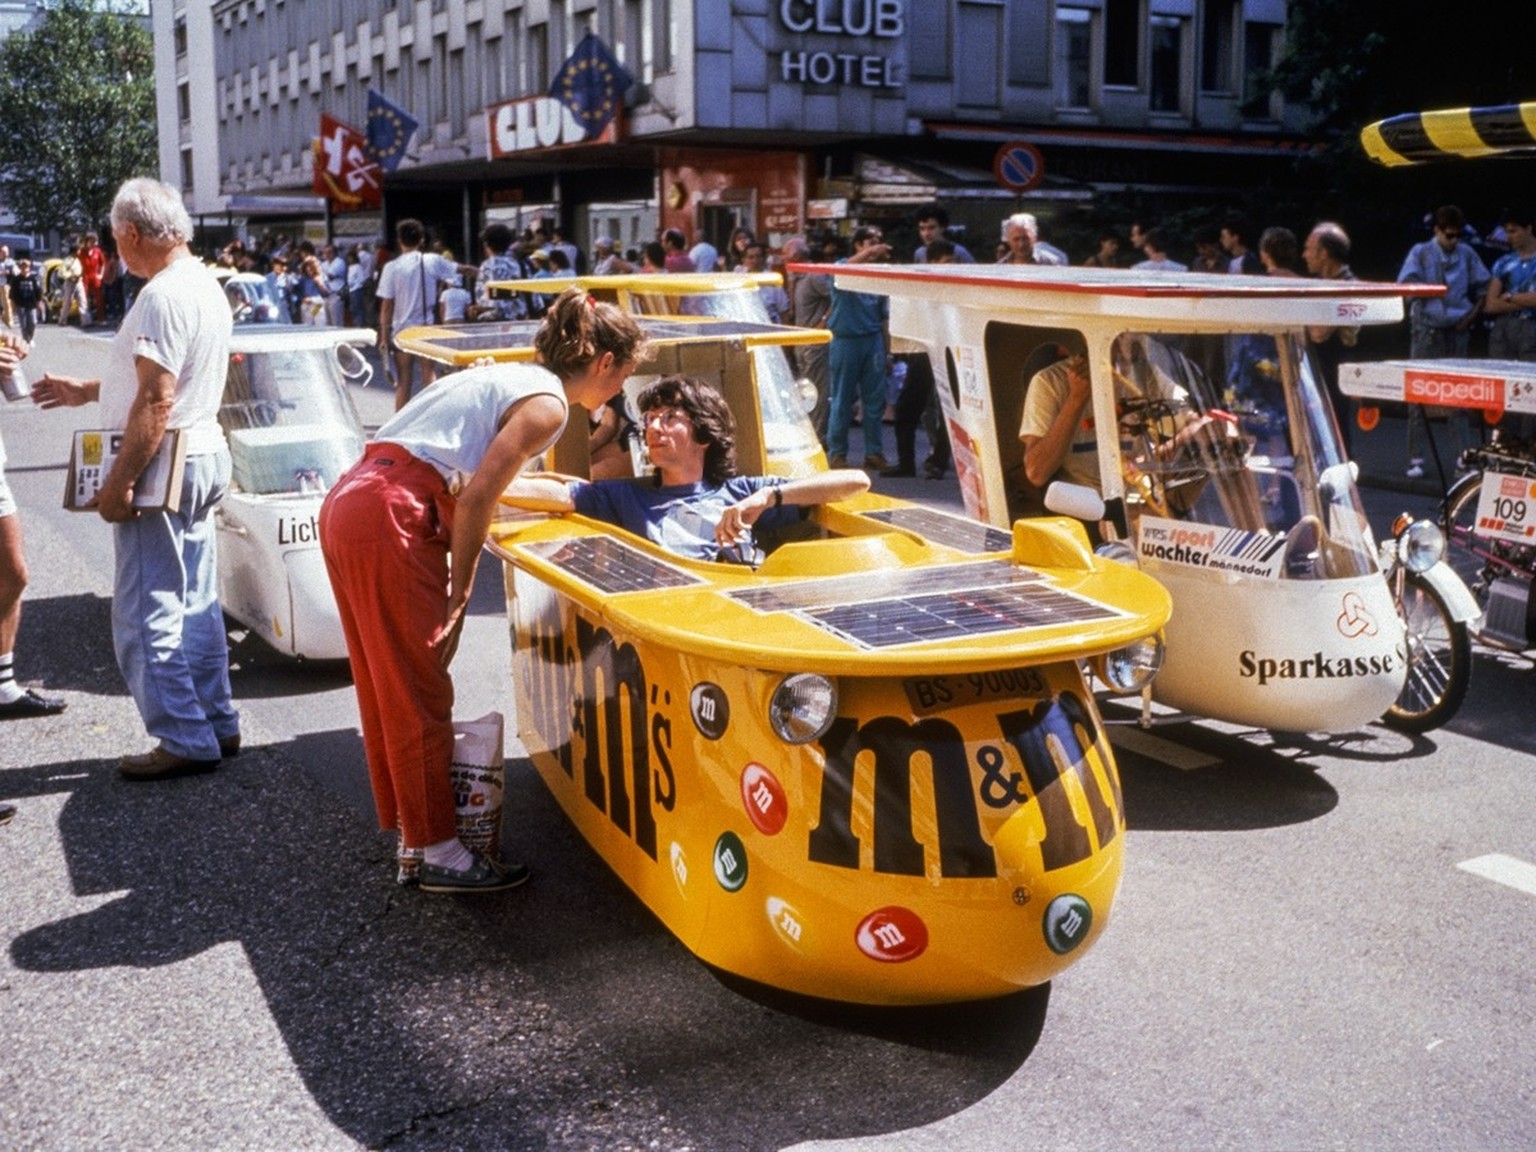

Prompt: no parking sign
xmin=993 ymin=140 xmax=1045 ymax=193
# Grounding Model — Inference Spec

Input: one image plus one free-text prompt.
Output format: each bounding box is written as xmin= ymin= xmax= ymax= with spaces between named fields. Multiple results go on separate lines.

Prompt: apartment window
xmin=1056 ymin=7 xmax=1092 ymax=110
xmin=180 ymin=148 xmax=194 ymax=194
xmin=1104 ymin=0 xmax=1139 ymax=88
xmin=177 ymin=80 xmax=191 ymax=124
xmin=1241 ymin=21 xmax=1281 ymax=118
xmin=1200 ymin=0 xmax=1236 ymax=93
xmin=173 ymin=17 xmax=187 ymax=57
xmin=529 ymin=23 xmax=547 ymax=91
xmin=957 ymin=2 xmax=1003 ymax=107
xmin=1148 ymin=15 xmax=1183 ymax=113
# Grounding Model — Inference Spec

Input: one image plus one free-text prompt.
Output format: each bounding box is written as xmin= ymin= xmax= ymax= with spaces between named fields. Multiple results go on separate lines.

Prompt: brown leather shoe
xmin=119 ymin=746 xmax=221 ymax=782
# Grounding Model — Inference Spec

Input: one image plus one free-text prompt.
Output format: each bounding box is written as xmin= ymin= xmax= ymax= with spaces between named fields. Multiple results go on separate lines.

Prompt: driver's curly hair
xmin=637 ymin=375 xmax=737 ymax=486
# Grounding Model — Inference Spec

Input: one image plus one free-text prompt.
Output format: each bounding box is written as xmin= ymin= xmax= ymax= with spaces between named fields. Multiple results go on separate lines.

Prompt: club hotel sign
xmin=487 ymin=1 xmax=907 ymax=157
xmin=777 ymin=0 xmax=906 ymax=89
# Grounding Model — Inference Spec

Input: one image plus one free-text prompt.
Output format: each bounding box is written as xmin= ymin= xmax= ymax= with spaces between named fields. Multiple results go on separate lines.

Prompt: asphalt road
xmin=2 ymin=326 xmax=1534 ymax=1151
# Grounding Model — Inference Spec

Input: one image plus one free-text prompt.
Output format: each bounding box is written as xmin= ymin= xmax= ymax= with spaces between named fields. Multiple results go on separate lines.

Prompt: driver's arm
xmin=501 ymin=474 xmax=577 ymax=512
xmin=1020 ymin=357 xmax=1092 ymax=489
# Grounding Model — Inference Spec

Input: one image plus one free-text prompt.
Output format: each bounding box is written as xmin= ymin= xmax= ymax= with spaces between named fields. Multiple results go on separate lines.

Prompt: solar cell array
xmin=519 ymin=536 xmax=704 ymax=595
xmin=520 ymin=538 xmax=1122 ymax=651
xmin=729 ymin=560 xmax=1124 ymax=651
xmin=860 ymin=507 xmax=1014 ymax=554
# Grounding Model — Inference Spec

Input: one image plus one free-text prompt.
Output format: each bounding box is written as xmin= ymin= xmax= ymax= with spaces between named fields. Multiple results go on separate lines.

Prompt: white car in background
xmin=215 ymin=325 xmax=374 ymax=660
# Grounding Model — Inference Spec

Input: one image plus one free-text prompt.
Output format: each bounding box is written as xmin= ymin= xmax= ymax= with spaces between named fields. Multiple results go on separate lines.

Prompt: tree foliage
xmin=1269 ymin=0 xmax=1532 ymax=139
xmin=1256 ymin=0 xmax=1536 ymax=277
xmin=0 ymin=0 xmax=155 ymax=236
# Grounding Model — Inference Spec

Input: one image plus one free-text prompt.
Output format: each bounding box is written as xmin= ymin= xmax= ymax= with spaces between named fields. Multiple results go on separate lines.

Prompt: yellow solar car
xmin=396 ymin=315 xmax=1172 ymax=1005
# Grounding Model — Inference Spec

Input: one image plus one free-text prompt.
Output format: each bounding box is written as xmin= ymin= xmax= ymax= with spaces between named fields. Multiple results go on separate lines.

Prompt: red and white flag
xmin=312 ymin=113 xmax=381 ymax=210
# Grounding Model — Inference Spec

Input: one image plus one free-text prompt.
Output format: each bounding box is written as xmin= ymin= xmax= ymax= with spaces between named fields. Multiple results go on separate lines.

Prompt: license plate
xmin=1473 ymin=469 xmax=1536 ymax=546
xmin=904 ymin=668 xmax=1048 ymax=715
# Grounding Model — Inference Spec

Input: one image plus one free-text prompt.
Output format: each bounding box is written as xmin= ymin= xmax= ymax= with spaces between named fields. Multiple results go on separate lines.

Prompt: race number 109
xmin=904 ymin=668 xmax=1046 ymax=715
xmin=1475 ymin=471 xmax=1536 ymax=545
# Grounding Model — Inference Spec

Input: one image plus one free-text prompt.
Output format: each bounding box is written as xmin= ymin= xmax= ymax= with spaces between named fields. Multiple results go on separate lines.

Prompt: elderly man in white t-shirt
xmin=32 ymin=178 xmax=239 ymax=780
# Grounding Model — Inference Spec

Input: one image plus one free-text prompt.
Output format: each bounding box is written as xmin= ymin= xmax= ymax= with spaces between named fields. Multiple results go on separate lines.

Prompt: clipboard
xmin=64 ymin=428 xmax=187 ymax=513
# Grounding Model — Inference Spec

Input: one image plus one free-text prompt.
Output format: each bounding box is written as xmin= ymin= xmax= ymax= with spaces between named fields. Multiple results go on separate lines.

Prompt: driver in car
xmin=504 ymin=375 xmax=869 ymax=563
xmin=1020 ymin=334 xmax=1231 ymax=494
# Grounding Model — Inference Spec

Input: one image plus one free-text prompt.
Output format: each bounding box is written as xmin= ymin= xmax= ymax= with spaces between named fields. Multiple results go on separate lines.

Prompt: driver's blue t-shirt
xmin=570 ymin=475 xmax=796 ymax=561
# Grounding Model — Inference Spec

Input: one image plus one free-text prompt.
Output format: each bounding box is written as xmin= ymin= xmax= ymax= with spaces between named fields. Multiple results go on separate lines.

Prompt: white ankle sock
xmin=0 ymin=653 xmax=23 ymax=705
xmin=422 ymin=837 xmax=474 ymax=872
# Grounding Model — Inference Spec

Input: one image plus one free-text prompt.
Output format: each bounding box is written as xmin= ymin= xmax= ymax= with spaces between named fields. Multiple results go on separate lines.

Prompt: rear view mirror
xmin=1045 ymin=480 xmax=1106 ymax=523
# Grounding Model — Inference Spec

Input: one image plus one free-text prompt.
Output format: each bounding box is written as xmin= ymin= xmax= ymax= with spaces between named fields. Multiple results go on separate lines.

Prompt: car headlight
xmin=768 ymin=673 xmax=837 ymax=744
xmin=1396 ymin=518 xmax=1445 ymax=573
xmin=1096 ymin=634 xmax=1164 ymax=693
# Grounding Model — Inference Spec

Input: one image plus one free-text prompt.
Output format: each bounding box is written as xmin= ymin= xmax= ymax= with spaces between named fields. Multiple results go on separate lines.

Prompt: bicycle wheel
xmin=1443 ymin=472 xmax=1491 ymax=610
xmin=1384 ymin=572 xmax=1471 ymax=733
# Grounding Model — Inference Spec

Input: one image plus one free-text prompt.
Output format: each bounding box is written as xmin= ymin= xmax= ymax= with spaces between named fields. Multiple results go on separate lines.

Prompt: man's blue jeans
xmin=112 ymin=450 xmax=238 ymax=759
xmin=827 ymin=331 xmax=886 ymax=460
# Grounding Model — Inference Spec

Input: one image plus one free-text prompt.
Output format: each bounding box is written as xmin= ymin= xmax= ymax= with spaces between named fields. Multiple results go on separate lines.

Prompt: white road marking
xmin=1458 ymin=853 xmax=1536 ymax=897
xmin=1106 ymin=725 xmax=1222 ymax=772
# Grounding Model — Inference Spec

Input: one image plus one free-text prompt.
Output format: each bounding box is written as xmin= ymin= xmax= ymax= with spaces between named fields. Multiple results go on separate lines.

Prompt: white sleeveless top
xmin=374 ymin=362 xmax=568 ymax=492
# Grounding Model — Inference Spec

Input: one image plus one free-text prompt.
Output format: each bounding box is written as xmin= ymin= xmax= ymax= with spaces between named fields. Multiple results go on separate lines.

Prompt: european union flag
xmin=548 ymin=32 xmax=634 ymax=139
xmin=367 ymin=88 xmax=418 ymax=172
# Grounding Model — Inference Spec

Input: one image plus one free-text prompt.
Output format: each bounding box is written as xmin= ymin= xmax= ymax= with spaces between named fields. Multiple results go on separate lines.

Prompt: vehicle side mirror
xmin=1044 ymin=480 xmax=1105 ymax=523
xmin=1316 ymin=460 xmax=1359 ymax=504
xmin=335 ymin=342 xmax=372 ymax=383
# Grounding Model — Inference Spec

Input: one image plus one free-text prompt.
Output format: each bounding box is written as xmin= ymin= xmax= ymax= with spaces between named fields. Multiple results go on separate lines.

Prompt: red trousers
xmin=319 ymin=443 xmax=458 ymax=847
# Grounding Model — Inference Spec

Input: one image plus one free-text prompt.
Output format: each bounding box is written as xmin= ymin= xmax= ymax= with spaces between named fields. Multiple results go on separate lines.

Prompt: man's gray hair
xmin=111 ymin=177 xmax=194 ymax=246
xmin=1003 ymin=212 xmax=1039 ymax=241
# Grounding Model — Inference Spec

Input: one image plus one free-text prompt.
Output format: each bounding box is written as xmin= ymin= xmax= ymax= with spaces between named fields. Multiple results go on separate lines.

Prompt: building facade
xmin=155 ymin=0 xmax=1302 ymax=260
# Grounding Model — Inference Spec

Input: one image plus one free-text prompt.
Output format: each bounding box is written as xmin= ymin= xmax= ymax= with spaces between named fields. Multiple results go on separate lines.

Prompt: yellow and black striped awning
xmin=1361 ymin=102 xmax=1536 ymax=166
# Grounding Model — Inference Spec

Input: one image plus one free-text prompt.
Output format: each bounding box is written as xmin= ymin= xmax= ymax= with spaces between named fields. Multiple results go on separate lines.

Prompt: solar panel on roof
xmin=727 ymin=559 xmax=1123 ymax=650
xmin=861 ymin=507 xmax=1014 ymax=554
xmin=397 ymin=315 xmax=800 ymax=365
xmin=805 ymin=583 xmax=1122 ymax=650
xmin=729 ymin=560 xmax=1040 ymax=614
xmin=519 ymin=536 xmax=704 ymax=595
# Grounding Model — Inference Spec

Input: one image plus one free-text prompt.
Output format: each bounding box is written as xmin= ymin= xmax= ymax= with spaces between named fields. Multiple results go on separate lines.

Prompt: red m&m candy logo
xmin=855 ymin=906 xmax=928 ymax=963
xmin=740 ymin=762 xmax=787 ymax=836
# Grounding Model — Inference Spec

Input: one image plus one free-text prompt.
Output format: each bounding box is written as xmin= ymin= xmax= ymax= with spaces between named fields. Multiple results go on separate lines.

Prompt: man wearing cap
xmin=591 ymin=235 xmax=634 ymax=275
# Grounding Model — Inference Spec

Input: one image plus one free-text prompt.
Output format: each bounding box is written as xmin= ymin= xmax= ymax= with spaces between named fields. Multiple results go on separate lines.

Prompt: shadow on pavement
xmin=5 ymin=737 xmax=1045 ymax=1150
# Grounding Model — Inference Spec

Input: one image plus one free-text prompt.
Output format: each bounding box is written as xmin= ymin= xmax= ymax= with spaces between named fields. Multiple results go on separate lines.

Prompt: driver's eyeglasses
xmin=642 ymin=407 xmax=691 ymax=428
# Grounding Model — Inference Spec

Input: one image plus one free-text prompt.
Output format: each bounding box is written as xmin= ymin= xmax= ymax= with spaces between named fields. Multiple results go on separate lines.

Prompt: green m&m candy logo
xmin=1042 ymin=894 xmax=1093 ymax=955
xmin=713 ymin=831 xmax=748 ymax=892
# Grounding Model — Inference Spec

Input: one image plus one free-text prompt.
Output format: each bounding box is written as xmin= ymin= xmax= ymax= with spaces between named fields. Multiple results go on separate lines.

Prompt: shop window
xmin=1104 ymin=0 xmax=1139 ymax=88
xmin=1200 ymin=0 xmax=1237 ymax=93
xmin=1055 ymin=7 xmax=1092 ymax=110
xmin=1149 ymin=15 xmax=1183 ymax=113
